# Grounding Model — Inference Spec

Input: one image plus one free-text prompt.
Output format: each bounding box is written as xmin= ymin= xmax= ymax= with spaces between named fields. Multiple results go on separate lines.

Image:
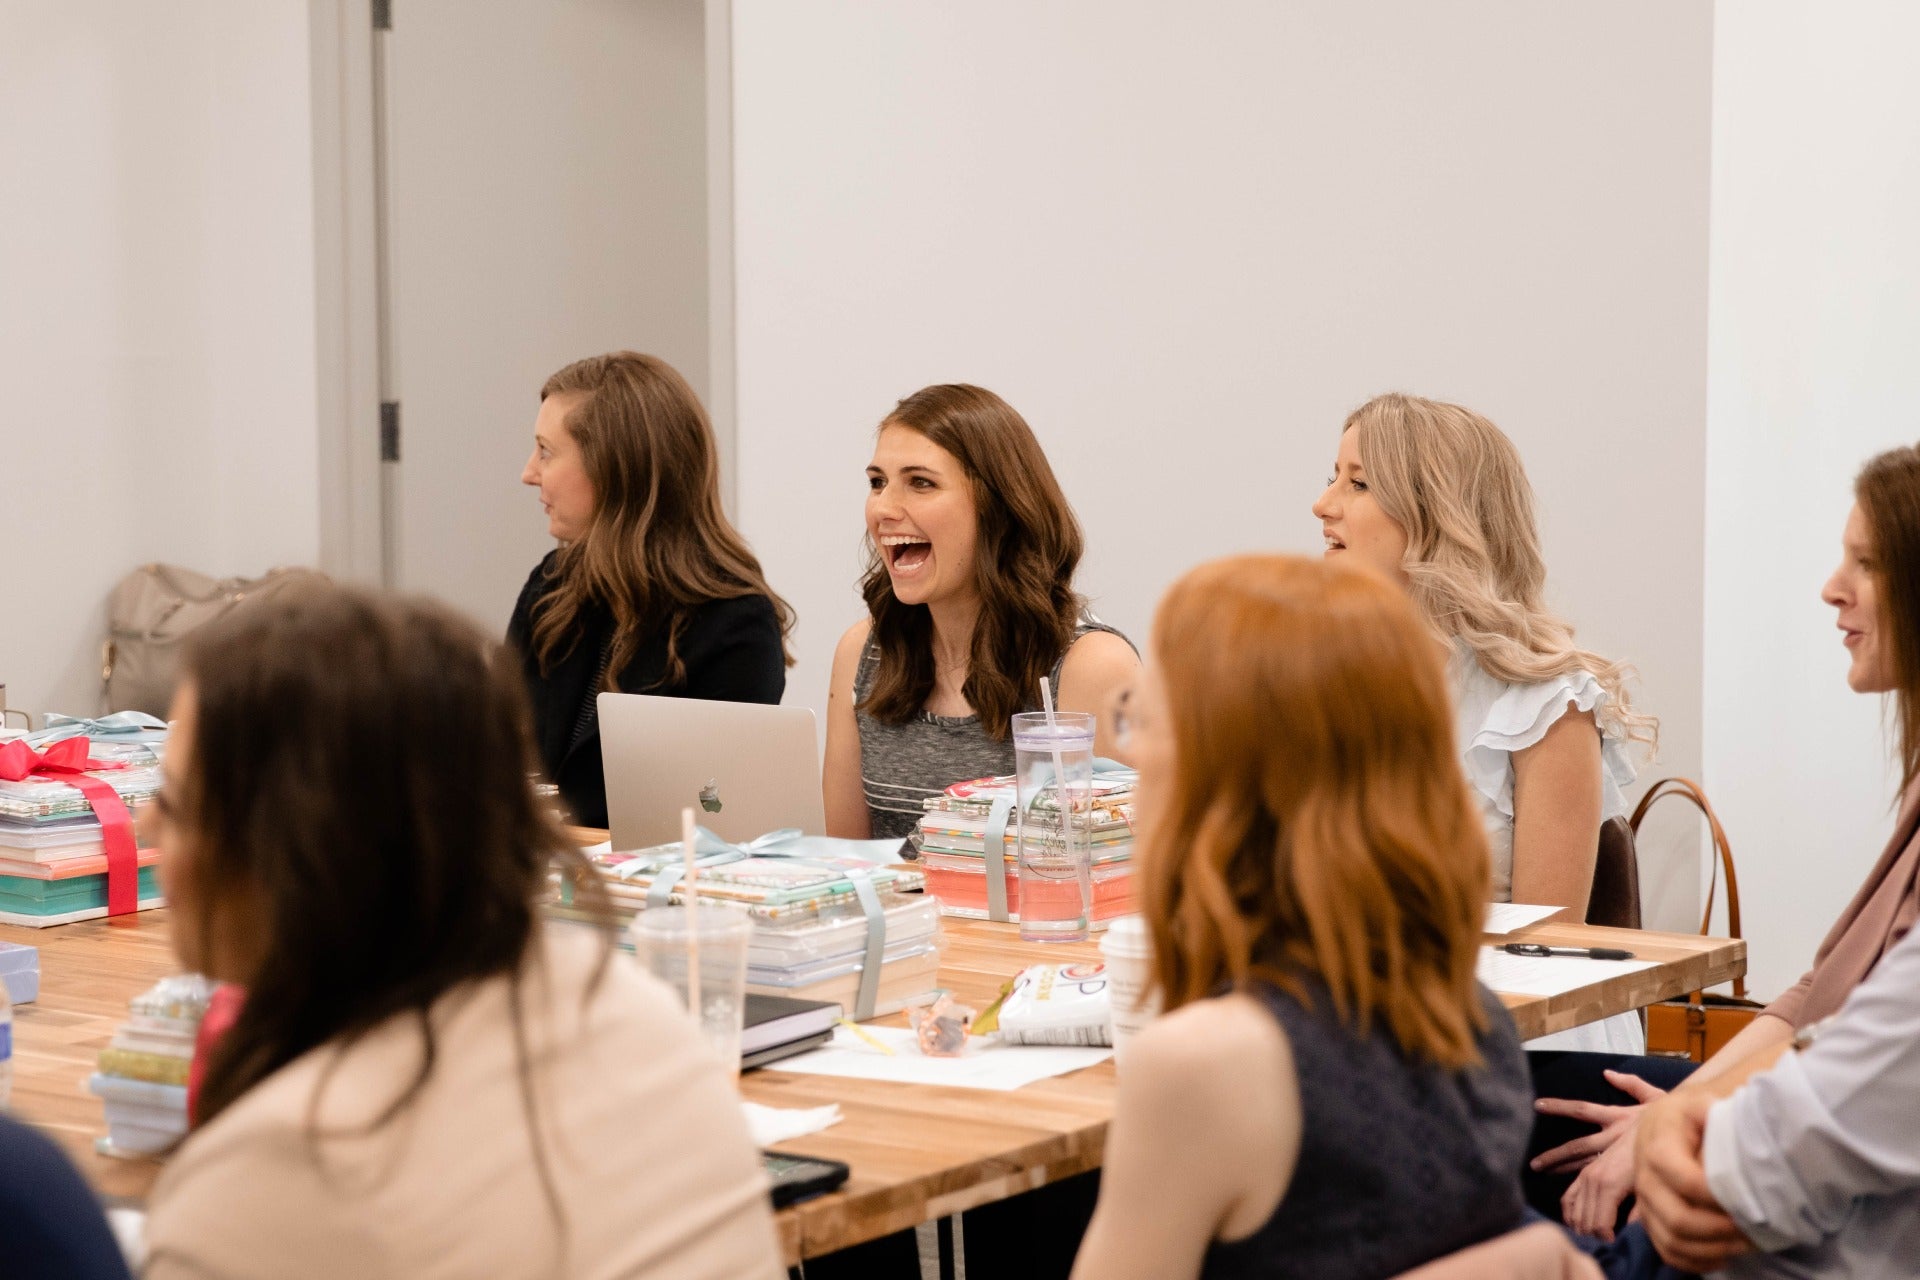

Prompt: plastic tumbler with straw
xmin=628 ymin=808 xmax=752 ymax=1075
xmin=1012 ymin=678 xmax=1095 ymax=942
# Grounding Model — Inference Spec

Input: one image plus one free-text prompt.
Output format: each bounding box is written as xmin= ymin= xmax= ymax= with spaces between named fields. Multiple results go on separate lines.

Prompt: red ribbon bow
xmin=0 ymin=736 xmax=140 ymax=916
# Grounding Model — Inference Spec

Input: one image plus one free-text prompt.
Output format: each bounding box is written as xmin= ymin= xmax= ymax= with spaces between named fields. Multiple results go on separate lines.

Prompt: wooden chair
xmin=1586 ymin=815 xmax=1641 ymax=929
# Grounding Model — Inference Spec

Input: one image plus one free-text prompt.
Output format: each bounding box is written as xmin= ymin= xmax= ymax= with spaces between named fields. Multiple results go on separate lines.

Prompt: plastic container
xmin=0 ymin=940 xmax=39 ymax=1005
xmin=629 ymin=905 xmax=754 ymax=1073
xmin=920 ymin=851 xmax=1135 ymax=926
xmin=1099 ymin=915 xmax=1159 ymax=1064
xmin=1011 ymin=711 xmax=1097 ymax=942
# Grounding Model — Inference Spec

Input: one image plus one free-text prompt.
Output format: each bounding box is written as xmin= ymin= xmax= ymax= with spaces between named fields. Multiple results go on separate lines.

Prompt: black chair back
xmin=1587 ymin=815 xmax=1641 ymax=929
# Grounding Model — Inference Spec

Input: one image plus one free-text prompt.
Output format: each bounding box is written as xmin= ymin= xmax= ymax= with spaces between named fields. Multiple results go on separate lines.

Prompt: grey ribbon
xmin=983 ymin=796 xmax=1014 ymax=922
xmin=27 ymin=711 xmax=169 ymax=748
xmin=846 ymin=867 xmax=886 ymax=1021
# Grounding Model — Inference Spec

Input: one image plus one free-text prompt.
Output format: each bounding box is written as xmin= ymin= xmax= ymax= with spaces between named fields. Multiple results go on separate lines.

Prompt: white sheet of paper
xmin=1484 ymin=903 xmax=1565 ymax=935
xmin=1477 ymin=946 xmax=1657 ymax=997
xmin=769 ymin=1025 xmax=1113 ymax=1091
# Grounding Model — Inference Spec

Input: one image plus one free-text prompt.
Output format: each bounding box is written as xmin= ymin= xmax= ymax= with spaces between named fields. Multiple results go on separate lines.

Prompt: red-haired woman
xmin=1072 ymin=555 xmax=1533 ymax=1280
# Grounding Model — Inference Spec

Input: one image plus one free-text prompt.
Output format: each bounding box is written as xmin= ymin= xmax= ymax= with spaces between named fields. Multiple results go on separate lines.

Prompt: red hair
xmin=1139 ymin=555 xmax=1492 ymax=1067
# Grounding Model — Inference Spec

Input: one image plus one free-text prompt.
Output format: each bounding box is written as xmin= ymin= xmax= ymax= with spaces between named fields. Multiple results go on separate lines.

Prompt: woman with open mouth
xmin=814 ymin=381 xmax=1138 ymax=1280
xmin=822 ymin=382 xmax=1138 ymax=845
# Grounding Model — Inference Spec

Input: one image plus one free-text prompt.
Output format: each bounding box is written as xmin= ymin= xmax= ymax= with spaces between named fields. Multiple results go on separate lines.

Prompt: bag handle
xmin=1629 ymin=777 xmax=1747 ymax=1001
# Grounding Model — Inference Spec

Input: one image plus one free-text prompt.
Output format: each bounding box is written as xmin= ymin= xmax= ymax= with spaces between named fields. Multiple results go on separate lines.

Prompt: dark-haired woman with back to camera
xmin=814 ymin=385 xmax=1138 ymax=1279
xmin=512 ymin=351 xmax=794 ymax=829
xmin=139 ymin=582 xmax=784 ymax=1279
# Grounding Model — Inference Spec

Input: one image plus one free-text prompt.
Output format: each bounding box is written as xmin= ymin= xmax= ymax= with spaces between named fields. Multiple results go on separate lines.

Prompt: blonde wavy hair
xmin=1345 ymin=393 xmax=1657 ymax=752
xmin=1140 ymin=555 xmax=1492 ymax=1067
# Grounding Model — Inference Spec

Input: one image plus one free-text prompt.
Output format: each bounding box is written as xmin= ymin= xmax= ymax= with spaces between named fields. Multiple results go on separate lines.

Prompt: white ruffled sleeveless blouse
xmin=1450 ymin=645 xmax=1638 ymax=904
xmin=1449 ymin=643 xmax=1644 ymax=1054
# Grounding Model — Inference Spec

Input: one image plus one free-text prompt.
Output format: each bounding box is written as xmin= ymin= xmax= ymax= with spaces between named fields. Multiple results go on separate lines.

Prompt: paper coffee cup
xmin=1098 ymin=915 xmax=1159 ymax=1063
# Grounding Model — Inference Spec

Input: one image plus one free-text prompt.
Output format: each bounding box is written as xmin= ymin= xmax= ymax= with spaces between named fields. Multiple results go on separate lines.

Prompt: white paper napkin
xmin=741 ymin=1099 xmax=844 ymax=1146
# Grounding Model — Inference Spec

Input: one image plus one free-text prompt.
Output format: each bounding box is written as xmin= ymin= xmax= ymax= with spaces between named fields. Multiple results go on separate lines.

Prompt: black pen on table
xmin=1501 ymin=942 xmax=1636 ymax=961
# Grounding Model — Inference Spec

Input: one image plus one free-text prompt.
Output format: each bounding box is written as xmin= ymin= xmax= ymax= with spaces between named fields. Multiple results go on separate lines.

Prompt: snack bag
xmin=991 ymin=962 xmax=1112 ymax=1047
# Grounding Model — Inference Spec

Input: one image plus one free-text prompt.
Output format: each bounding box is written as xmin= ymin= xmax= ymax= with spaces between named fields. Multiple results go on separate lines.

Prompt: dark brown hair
xmin=530 ymin=351 xmax=794 ymax=686
xmin=859 ymin=384 xmax=1084 ymax=737
xmin=1140 ymin=556 xmax=1491 ymax=1067
xmin=1856 ymin=445 xmax=1920 ymax=792
xmin=176 ymin=581 xmax=612 ymax=1219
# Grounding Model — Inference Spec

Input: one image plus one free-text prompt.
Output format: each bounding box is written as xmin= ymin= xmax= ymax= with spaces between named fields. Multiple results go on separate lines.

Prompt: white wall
xmin=0 ymin=0 xmax=322 ymax=719
xmin=730 ymin=0 xmax=1713 ymax=928
xmin=1704 ymin=1 xmax=1920 ymax=998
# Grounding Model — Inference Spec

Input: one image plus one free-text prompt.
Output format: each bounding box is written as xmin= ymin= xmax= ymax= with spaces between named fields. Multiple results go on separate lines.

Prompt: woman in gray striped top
xmin=822 ymin=383 xmax=1137 ymax=843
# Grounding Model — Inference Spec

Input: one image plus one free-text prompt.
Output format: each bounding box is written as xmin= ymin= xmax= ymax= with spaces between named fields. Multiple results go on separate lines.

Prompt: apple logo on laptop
xmin=699 ymin=779 xmax=723 ymax=813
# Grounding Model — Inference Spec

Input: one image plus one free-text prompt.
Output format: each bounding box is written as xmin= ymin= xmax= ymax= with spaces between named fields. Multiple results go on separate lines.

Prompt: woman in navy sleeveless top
xmin=1071 ymin=555 xmax=1534 ymax=1280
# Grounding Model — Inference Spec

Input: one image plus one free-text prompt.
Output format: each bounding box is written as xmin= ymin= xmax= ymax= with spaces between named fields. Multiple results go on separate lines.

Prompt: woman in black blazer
xmin=509 ymin=351 xmax=793 ymax=828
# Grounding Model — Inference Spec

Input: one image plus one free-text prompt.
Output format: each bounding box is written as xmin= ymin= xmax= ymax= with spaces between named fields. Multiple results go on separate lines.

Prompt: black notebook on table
xmin=740 ymin=993 xmax=841 ymax=1070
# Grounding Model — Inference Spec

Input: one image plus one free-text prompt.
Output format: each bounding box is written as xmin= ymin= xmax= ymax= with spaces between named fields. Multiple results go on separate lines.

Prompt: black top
xmin=508 ymin=552 xmax=786 ymax=828
xmin=1201 ymin=981 xmax=1531 ymax=1280
xmin=0 ymin=1113 xmax=134 ymax=1280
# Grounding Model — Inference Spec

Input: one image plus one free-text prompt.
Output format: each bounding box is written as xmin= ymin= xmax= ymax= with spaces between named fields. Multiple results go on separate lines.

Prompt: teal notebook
xmin=0 ymin=867 xmax=162 ymax=914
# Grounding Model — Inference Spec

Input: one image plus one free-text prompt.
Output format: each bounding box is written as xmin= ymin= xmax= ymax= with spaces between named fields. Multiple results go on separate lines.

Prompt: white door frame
xmin=308 ymin=0 xmax=385 ymax=584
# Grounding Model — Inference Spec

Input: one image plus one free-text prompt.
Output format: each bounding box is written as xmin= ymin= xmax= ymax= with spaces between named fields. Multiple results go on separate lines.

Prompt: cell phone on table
xmin=762 ymin=1151 xmax=851 ymax=1208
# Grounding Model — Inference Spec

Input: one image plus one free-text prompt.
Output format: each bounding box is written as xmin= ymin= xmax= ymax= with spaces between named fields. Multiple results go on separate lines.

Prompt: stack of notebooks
xmin=741 ymin=993 xmax=841 ymax=1069
xmin=88 ymin=973 xmax=216 ymax=1157
xmin=0 ymin=747 xmax=165 ymax=926
xmin=550 ymin=844 xmax=943 ymax=1019
xmin=915 ymin=772 xmax=1139 ymax=928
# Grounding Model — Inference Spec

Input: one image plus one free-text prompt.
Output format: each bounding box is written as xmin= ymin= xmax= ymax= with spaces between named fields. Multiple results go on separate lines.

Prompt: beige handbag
xmin=103 ymin=564 xmax=324 ymax=715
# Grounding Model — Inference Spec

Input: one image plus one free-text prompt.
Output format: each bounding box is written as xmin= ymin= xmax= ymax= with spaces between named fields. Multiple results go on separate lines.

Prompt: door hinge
xmin=372 ymin=0 xmax=392 ymax=32
xmin=380 ymin=401 xmax=401 ymax=462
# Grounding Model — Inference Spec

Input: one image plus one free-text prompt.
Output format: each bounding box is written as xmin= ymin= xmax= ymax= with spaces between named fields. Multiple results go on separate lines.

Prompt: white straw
xmin=1038 ymin=676 xmax=1077 ymax=851
xmin=681 ymin=806 xmax=701 ymax=1021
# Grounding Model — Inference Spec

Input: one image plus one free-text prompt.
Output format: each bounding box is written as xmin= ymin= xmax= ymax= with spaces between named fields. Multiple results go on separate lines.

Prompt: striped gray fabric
xmin=851 ymin=620 xmax=1127 ymax=842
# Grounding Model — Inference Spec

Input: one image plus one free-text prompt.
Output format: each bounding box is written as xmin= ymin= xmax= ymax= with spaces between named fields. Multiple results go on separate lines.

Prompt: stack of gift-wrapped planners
xmin=89 ymin=973 xmax=216 ymax=1157
xmin=915 ymin=771 xmax=1138 ymax=928
xmin=550 ymin=841 xmax=942 ymax=1019
xmin=0 ymin=740 xmax=164 ymax=927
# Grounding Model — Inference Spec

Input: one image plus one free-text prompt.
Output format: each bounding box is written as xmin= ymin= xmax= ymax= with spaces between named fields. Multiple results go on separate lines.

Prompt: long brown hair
xmin=1347 ymin=393 xmax=1657 ymax=752
xmin=1856 ymin=445 xmax=1920 ymax=793
xmin=175 ymin=581 xmax=612 ymax=1220
xmin=1139 ymin=555 xmax=1492 ymax=1068
xmin=530 ymin=351 xmax=794 ymax=686
xmin=859 ymin=384 xmax=1084 ymax=737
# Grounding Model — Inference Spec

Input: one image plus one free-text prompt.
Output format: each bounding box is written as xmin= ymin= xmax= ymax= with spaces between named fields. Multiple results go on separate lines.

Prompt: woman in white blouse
xmin=1311 ymin=392 xmax=1656 ymax=1054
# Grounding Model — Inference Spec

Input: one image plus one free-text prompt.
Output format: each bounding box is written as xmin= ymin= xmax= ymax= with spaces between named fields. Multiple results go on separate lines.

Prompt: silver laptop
xmin=598 ymin=693 xmax=826 ymax=850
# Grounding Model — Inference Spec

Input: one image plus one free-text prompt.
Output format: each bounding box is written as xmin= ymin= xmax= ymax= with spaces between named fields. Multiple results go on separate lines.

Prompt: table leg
xmin=937 ymin=1215 xmax=957 ymax=1280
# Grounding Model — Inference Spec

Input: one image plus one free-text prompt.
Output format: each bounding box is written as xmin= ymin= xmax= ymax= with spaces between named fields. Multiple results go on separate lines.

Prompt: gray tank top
xmin=853 ymin=621 xmax=1128 ymax=841
xmin=1201 ymin=981 xmax=1531 ymax=1280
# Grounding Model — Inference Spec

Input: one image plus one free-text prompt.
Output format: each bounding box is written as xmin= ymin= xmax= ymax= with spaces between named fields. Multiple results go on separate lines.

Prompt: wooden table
xmin=1 ymin=909 xmax=1745 ymax=1265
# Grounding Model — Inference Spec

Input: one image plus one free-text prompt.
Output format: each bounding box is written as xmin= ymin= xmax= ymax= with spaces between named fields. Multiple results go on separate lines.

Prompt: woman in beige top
xmin=1534 ymin=445 xmax=1920 ymax=1238
xmin=141 ymin=582 xmax=783 ymax=1280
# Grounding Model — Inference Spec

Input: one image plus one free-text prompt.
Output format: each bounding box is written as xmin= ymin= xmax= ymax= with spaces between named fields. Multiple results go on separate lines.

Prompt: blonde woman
xmin=1312 ymin=393 xmax=1656 ymax=1057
